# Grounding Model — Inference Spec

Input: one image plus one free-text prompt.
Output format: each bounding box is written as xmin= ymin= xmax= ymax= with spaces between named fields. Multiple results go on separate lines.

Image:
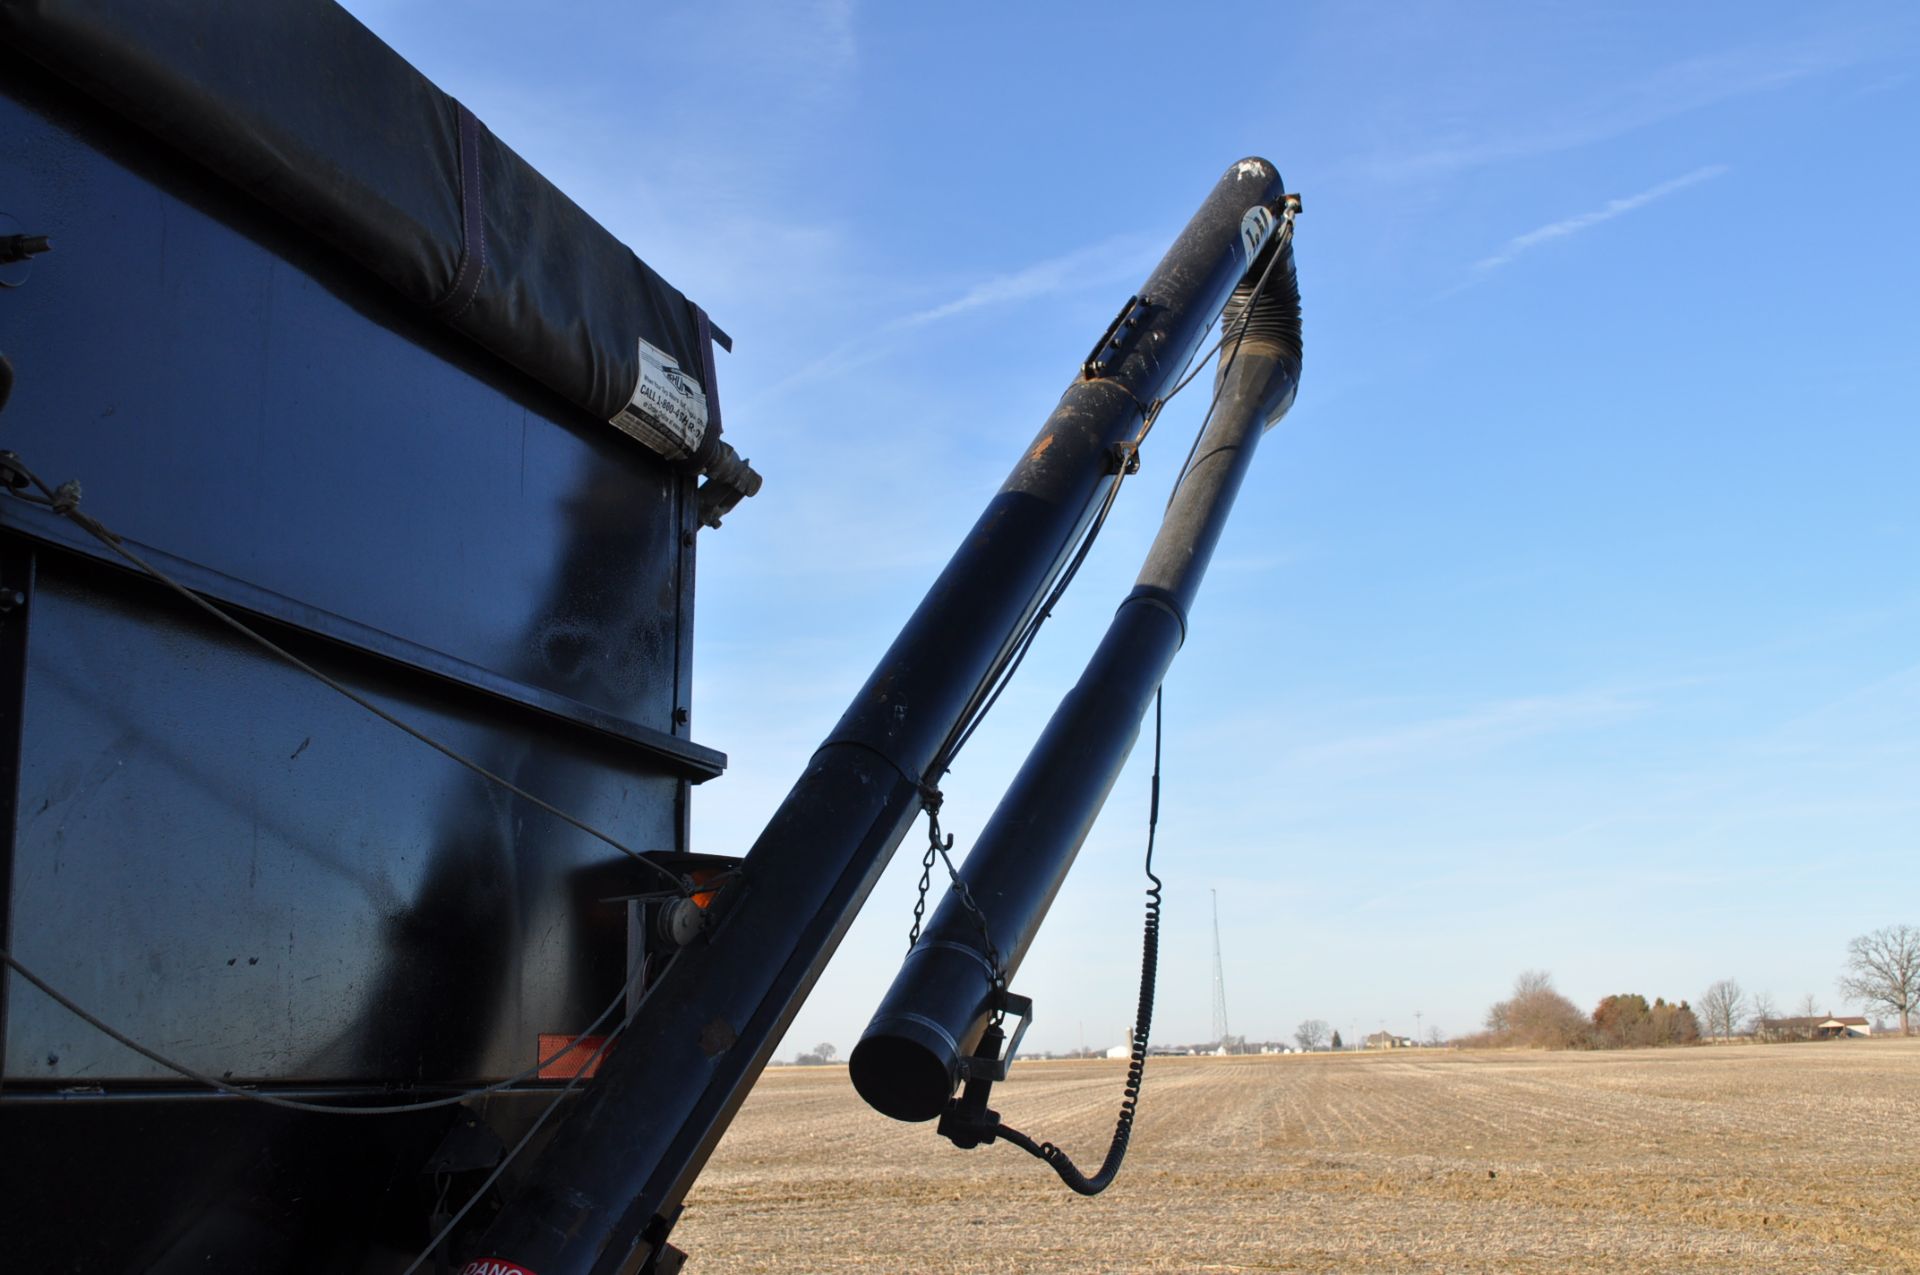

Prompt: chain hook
xmin=905 ymin=782 xmax=1007 ymax=1011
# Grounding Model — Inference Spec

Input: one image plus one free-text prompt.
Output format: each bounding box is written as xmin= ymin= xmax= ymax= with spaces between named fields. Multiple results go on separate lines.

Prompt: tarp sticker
xmin=611 ymin=338 xmax=709 ymax=461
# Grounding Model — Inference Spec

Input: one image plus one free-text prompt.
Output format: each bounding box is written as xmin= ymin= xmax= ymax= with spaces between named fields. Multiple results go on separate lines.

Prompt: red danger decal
xmin=461 ymin=1262 xmax=539 ymax=1275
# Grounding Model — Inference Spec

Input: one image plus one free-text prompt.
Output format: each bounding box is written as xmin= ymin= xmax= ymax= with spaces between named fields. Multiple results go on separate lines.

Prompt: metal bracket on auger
xmin=1082 ymin=293 xmax=1154 ymax=379
xmin=955 ymin=990 xmax=1032 ymax=1086
xmin=937 ymin=991 xmax=1032 ymax=1150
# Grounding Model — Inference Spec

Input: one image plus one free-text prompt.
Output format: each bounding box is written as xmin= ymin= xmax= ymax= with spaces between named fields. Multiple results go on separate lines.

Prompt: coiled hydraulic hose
xmin=992 ymin=691 xmax=1165 ymax=1196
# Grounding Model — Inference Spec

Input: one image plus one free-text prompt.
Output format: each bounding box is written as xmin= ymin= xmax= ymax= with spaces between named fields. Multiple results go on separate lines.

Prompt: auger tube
xmin=466 ymin=158 xmax=1290 ymax=1275
xmin=849 ymin=224 xmax=1302 ymax=1123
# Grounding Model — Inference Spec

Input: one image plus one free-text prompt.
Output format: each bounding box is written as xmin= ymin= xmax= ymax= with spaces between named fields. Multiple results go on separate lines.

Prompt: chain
xmin=907 ymin=841 xmax=937 ymax=950
xmin=906 ymin=785 xmax=1008 ymax=1017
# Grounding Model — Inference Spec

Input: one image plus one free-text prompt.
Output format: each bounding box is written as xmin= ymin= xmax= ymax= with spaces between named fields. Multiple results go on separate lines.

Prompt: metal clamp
xmin=1082 ymin=294 xmax=1152 ymax=379
xmin=956 ymin=990 xmax=1032 ymax=1083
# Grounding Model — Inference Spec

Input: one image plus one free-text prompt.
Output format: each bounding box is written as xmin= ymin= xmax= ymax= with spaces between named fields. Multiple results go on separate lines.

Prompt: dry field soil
xmin=674 ymin=1038 xmax=1920 ymax=1272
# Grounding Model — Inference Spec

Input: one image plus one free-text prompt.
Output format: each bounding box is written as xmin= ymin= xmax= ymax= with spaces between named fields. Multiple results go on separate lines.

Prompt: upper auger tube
xmin=849 ymin=167 xmax=1303 ymax=1126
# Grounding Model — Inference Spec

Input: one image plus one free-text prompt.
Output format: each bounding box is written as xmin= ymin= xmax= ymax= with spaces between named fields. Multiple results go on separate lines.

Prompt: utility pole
xmin=1210 ymin=889 xmax=1231 ymax=1050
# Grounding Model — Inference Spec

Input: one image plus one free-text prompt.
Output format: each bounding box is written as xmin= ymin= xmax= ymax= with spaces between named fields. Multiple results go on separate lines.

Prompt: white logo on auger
xmin=1239 ymin=204 xmax=1276 ymax=263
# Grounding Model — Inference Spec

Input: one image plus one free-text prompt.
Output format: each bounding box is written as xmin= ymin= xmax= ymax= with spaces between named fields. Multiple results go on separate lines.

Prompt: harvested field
xmin=673 ymin=1038 xmax=1920 ymax=1272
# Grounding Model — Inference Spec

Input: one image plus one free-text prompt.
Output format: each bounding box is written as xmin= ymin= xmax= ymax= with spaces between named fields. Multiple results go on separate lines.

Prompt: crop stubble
xmin=673 ymin=1039 xmax=1920 ymax=1272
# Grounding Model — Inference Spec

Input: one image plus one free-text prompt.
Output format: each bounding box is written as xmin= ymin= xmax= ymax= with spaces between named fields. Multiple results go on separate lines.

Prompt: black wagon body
xmin=1 ymin=3 xmax=733 ymax=1267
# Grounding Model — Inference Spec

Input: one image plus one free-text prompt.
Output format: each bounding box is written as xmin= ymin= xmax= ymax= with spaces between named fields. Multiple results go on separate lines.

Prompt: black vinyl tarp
xmin=0 ymin=0 xmax=721 ymax=445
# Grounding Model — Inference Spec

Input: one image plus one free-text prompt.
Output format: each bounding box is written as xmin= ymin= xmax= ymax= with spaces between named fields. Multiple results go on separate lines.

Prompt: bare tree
xmin=1514 ymin=969 xmax=1554 ymax=998
xmin=1294 ymin=1019 xmax=1330 ymax=1051
xmin=1839 ymin=924 xmax=1920 ymax=1036
xmin=1699 ymin=978 xmax=1747 ymax=1041
xmin=1795 ymin=993 xmax=1822 ymax=1019
xmin=1484 ymin=970 xmax=1589 ymax=1049
xmin=1749 ymin=990 xmax=1778 ymax=1039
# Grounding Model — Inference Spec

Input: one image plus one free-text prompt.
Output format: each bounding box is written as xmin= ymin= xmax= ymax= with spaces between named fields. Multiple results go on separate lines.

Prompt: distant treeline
xmin=1457 ymin=971 xmax=1700 ymax=1050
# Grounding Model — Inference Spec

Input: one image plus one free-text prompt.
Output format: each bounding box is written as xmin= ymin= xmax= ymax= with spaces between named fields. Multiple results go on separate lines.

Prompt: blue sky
xmin=343 ymin=2 xmax=1920 ymax=1054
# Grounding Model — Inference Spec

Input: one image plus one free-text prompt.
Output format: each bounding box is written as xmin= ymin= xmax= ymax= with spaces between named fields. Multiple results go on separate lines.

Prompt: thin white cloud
xmin=1366 ymin=29 xmax=1872 ymax=183
xmin=897 ymin=238 xmax=1147 ymax=327
xmin=812 ymin=0 xmax=857 ymax=73
xmin=1473 ymin=164 xmax=1729 ymax=272
xmin=1288 ymin=690 xmax=1647 ymax=770
xmin=1744 ymin=659 xmax=1920 ymax=759
xmin=739 ymin=0 xmax=858 ymax=106
xmin=743 ymin=234 xmax=1155 ymax=407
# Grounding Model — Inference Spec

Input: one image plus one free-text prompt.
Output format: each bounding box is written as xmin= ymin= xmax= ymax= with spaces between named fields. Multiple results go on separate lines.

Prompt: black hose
xmin=1216 ymin=241 xmax=1302 ymax=423
xmin=995 ymin=887 xmax=1158 ymax=1194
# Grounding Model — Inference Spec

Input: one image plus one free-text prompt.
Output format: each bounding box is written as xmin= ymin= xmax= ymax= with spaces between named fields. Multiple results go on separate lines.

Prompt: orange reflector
xmin=690 ymin=867 xmax=721 ymax=909
xmin=537 ymin=1034 xmax=611 ymax=1080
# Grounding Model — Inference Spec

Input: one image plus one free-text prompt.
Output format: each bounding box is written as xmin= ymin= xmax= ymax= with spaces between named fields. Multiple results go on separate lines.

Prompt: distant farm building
xmin=1755 ymin=1015 xmax=1872 ymax=1041
xmin=1816 ymin=1016 xmax=1870 ymax=1038
xmin=1364 ymin=1031 xmax=1417 ymax=1049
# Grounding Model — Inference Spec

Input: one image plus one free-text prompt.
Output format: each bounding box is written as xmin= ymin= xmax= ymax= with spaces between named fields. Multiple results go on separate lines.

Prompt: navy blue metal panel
xmin=0 ymin=57 xmax=708 ymax=745
xmin=2 ymin=539 xmax=674 ymax=1085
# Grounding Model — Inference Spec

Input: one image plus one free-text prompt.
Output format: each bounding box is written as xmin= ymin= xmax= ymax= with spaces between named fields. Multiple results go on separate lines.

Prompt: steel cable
xmin=0 ymin=450 xmax=691 ymax=895
xmin=0 ymin=944 xmax=656 ymax=1115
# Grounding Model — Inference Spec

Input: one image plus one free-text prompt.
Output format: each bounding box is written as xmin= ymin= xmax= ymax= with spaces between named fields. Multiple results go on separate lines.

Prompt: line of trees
xmin=1592 ymin=993 xmax=1701 ymax=1048
xmin=1700 ymin=925 xmax=1918 ymax=1041
xmin=1463 ymin=925 xmax=1918 ymax=1052
xmin=1290 ymin=1021 xmax=1352 ymax=1050
xmin=1698 ymin=983 xmax=1861 ymax=1039
xmin=784 ymin=930 xmax=1915 ymax=1065
xmin=1460 ymin=971 xmax=1698 ymax=1050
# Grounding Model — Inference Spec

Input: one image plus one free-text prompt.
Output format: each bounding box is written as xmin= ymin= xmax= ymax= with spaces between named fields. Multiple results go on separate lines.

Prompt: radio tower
xmin=1210 ymin=889 xmax=1231 ymax=1049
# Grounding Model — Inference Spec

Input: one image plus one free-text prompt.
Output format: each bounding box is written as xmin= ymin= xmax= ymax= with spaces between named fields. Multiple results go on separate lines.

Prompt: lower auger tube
xmin=849 ymin=203 xmax=1303 ymax=1176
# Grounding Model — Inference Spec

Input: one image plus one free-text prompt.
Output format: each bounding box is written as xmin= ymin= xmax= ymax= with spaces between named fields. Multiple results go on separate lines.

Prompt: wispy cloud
xmin=1472 ymin=164 xmax=1729 ymax=271
xmin=897 ymin=238 xmax=1148 ymax=327
xmin=749 ymin=0 xmax=858 ymax=106
xmin=1744 ymin=659 xmax=1920 ymax=759
xmin=743 ymin=234 xmax=1154 ymax=408
xmin=1366 ymin=30 xmax=1872 ymax=183
xmin=1287 ymin=689 xmax=1648 ymax=771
